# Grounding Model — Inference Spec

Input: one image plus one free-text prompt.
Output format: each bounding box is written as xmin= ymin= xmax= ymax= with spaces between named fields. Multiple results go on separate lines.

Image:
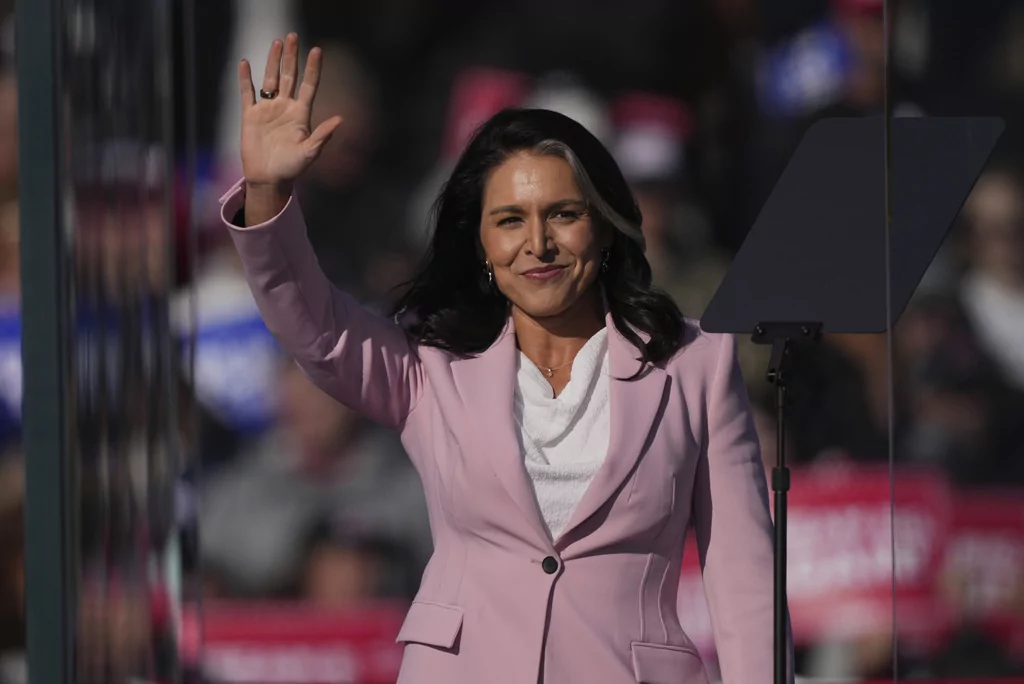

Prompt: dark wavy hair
xmin=392 ymin=108 xmax=686 ymax=373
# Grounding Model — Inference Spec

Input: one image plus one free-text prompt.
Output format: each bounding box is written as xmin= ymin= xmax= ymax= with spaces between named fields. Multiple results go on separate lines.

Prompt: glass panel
xmin=42 ymin=0 xmax=183 ymax=681
xmin=888 ymin=1 xmax=1024 ymax=682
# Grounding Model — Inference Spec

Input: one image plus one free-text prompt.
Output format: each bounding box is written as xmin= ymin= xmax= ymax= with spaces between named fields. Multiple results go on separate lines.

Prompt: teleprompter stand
xmin=701 ymin=117 xmax=1004 ymax=684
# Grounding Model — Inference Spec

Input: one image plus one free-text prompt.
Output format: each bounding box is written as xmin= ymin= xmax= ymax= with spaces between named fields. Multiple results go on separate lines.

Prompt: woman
xmin=222 ymin=34 xmax=789 ymax=684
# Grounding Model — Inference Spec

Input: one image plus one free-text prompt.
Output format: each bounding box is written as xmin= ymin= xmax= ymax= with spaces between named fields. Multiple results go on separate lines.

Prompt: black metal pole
xmin=755 ymin=323 xmax=817 ymax=684
xmin=764 ymin=336 xmax=791 ymax=684
xmin=773 ymin=373 xmax=789 ymax=684
xmin=16 ymin=0 xmax=76 ymax=682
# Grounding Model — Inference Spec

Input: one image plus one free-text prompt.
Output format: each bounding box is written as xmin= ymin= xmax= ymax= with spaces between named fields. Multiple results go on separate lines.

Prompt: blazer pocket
xmin=396 ymin=601 xmax=464 ymax=650
xmin=630 ymin=641 xmax=709 ymax=684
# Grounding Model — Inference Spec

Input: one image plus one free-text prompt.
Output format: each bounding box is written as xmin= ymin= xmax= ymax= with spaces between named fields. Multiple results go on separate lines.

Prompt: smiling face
xmin=479 ymin=152 xmax=608 ymax=320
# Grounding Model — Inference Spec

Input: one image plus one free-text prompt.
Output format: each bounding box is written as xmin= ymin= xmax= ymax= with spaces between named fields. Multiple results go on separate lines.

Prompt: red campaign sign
xmin=179 ymin=602 xmax=407 ymax=684
xmin=679 ymin=465 xmax=955 ymax=654
xmin=440 ymin=67 xmax=530 ymax=160
xmin=942 ymin=490 xmax=1024 ymax=651
xmin=783 ymin=465 xmax=953 ymax=647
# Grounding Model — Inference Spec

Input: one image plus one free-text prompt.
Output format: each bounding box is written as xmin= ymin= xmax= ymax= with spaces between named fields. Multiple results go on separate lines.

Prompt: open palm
xmin=238 ymin=33 xmax=343 ymax=187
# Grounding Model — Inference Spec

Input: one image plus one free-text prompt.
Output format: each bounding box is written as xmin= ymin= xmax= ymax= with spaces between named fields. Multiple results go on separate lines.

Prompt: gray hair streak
xmin=532 ymin=139 xmax=646 ymax=252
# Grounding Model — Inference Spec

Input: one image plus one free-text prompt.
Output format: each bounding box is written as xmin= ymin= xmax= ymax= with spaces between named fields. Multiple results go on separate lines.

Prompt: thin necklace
xmin=538 ymin=360 xmax=572 ymax=378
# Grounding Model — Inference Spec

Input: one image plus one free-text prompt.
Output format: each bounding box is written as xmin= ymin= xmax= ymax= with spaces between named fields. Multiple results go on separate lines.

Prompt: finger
xmin=261 ymin=38 xmax=284 ymax=95
xmin=238 ymin=59 xmax=256 ymax=110
xmin=297 ymin=46 xmax=323 ymax=107
xmin=280 ymin=33 xmax=300 ymax=98
xmin=305 ymin=115 xmax=343 ymax=153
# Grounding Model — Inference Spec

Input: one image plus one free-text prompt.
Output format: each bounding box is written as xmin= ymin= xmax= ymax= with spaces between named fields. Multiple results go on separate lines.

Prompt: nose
xmin=525 ymin=215 xmax=553 ymax=257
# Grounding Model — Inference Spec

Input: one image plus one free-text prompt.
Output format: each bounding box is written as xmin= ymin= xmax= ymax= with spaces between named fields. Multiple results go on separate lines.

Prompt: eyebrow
xmin=487 ymin=199 xmax=587 ymax=216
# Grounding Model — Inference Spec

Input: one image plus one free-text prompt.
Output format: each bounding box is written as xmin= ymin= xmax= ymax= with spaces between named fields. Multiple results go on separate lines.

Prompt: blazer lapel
xmin=451 ymin=322 xmax=553 ymax=547
xmin=557 ymin=315 xmax=669 ymax=545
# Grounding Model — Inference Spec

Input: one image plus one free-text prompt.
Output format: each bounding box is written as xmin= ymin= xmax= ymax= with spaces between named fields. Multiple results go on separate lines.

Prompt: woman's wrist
xmin=243 ymin=180 xmax=293 ymax=226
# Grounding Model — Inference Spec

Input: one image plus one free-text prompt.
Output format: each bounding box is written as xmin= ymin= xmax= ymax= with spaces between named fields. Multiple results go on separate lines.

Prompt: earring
xmin=600 ymin=249 xmax=610 ymax=272
xmin=485 ymin=262 xmax=494 ymax=285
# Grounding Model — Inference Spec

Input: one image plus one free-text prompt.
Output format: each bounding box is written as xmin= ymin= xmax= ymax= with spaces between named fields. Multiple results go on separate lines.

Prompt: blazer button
xmin=541 ymin=556 xmax=559 ymax=574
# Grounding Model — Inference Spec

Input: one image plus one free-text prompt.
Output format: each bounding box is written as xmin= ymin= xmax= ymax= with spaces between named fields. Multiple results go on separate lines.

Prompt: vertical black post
xmin=756 ymin=323 xmax=818 ymax=684
xmin=766 ymin=337 xmax=790 ymax=684
xmin=16 ymin=0 xmax=76 ymax=683
xmin=773 ymin=372 xmax=788 ymax=684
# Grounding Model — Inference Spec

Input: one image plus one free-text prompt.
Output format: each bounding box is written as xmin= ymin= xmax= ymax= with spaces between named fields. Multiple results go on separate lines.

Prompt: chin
xmin=526 ymin=305 xmax=574 ymax=320
xmin=504 ymin=278 xmax=600 ymax=320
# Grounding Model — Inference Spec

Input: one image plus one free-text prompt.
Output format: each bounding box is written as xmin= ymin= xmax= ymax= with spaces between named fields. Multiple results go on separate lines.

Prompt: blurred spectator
xmin=0 ymin=9 xmax=16 ymax=297
xmin=923 ymin=627 xmax=1023 ymax=678
xmin=301 ymin=521 xmax=422 ymax=606
xmin=70 ymin=143 xmax=173 ymax=302
xmin=198 ymin=359 xmax=430 ymax=597
xmin=610 ymin=92 xmax=731 ymax=319
xmin=296 ymin=41 xmax=412 ymax=299
xmin=0 ymin=11 xmax=13 ymax=215
xmin=830 ymin=0 xmax=887 ymax=111
xmin=527 ymin=72 xmax=613 ymax=145
xmin=897 ymin=294 xmax=1024 ymax=485
xmin=0 ymin=202 xmax=14 ymax=300
xmin=960 ymin=166 xmax=1024 ymax=390
xmin=0 ymin=457 xmax=23 ymax=684
xmin=785 ymin=332 xmax=893 ymax=465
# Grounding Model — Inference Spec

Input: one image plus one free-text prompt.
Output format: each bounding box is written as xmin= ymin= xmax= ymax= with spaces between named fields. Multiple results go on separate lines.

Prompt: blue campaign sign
xmin=185 ymin=312 xmax=282 ymax=436
xmin=0 ymin=301 xmax=281 ymax=442
xmin=0 ymin=309 xmax=20 ymax=444
xmin=756 ymin=21 xmax=853 ymax=118
xmin=0 ymin=304 xmax=143 ymax=441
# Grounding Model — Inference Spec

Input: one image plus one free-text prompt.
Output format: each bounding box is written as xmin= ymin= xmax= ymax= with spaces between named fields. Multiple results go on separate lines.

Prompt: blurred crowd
xmin=1 ymin=0 xmax=1024 ymax=682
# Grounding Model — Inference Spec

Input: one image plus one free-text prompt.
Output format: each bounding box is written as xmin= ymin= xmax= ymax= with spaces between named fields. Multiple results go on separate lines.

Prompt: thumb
xmin=305 ymin=115 xmax=343 ymax=155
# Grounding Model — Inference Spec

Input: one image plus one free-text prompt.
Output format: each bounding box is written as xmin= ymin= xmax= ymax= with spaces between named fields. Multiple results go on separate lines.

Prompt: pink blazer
xmin=220 ymin=180 xmax=792 ymax=684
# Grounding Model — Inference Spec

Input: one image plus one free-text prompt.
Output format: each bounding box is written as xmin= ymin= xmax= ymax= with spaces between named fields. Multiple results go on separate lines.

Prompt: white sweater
xmin=514 ymin=329 xmax=610 ymax=542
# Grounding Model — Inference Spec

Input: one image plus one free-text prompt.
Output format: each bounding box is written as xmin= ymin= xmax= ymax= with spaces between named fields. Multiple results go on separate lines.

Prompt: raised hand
xmin=238 ymin=34 xmax=342 ymax=223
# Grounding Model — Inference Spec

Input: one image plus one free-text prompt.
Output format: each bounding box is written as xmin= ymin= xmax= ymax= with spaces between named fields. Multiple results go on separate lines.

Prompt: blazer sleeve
xmin=691 ymin=333 xmax=794 ymax=684
xmin=219 ymin=179 xmax=425 ymax=431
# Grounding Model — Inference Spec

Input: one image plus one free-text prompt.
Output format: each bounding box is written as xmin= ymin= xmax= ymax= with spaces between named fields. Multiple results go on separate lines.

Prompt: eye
xmin=550 ymin=210 xmax=583 ymax=222
xmin=497 ymin=215 xmax=522 ymax=226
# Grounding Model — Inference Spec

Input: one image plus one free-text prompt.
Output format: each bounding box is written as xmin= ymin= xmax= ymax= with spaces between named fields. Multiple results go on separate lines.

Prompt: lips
xmin=521 ymin=265 xmax=566 ymax=281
